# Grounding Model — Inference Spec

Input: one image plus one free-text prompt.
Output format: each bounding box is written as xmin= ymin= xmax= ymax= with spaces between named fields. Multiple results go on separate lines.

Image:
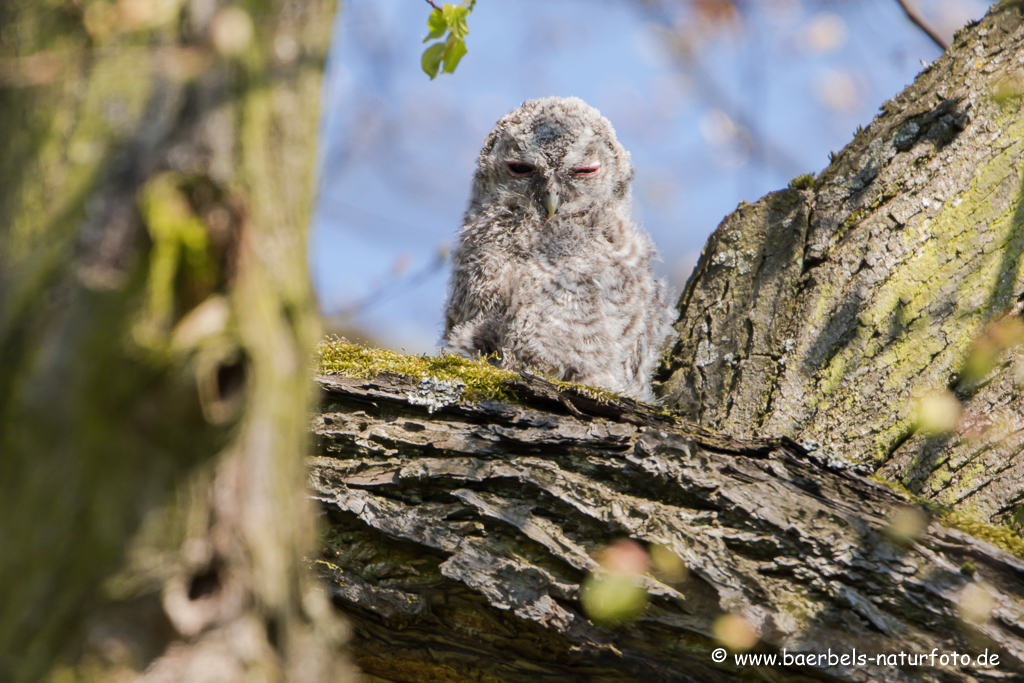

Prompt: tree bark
xmin=312 ymin=372 xmax=1024 ymax=683
xmin=659 ymin=0 xmax=1024 ymax=527
xmin=0 ymin=1 xmax=354 ymax=681
xmin=310 ymin=2 xmax=1024 ymax=681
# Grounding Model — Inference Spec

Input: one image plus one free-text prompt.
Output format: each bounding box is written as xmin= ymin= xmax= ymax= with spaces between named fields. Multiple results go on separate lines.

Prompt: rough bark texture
xmin=307 ymin=3 xmax=1024 ymax=682
xmin=659 ymin=0 xmax=1024 ymax=527
xmin=0 ymin=1 xmax=354 ymax=681
xmin=312 ymin=372 xmax=1024 ymax=682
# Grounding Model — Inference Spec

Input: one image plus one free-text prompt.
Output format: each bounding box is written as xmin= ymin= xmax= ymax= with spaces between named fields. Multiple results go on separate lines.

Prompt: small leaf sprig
xmin=421 ymin=0 xmax=475 ymax=79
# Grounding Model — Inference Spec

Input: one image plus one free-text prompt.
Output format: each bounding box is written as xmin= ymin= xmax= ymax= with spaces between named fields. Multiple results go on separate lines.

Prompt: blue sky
xmin=311 ymin=0 xmax=991 ymax=352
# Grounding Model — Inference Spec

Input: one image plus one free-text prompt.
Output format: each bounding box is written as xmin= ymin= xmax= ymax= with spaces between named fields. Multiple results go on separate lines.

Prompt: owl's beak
xmin=544 ymin=177 xmax=561 ymax=218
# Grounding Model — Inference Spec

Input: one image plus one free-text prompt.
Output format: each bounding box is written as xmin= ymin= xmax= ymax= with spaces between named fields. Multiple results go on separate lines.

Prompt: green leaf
xmin=423 ymin=8 xmax=446 ymax=42
xmin=441 ymin=34 xmax=467 ymax=74
xmin=443 ymin=3 xmax=469 ymax=39
xmin=421 ymin=42 xmax=445 ymax=79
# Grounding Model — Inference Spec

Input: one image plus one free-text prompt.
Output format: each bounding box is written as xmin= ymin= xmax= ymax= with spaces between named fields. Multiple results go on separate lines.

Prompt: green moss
xmin=840 ymin=206 xmax=869 ymax=231
xmin=317 ymin=337 xmax=635 ymax=406
xmin=869 ymin=474 xmax=913 ymax=500
xmin=135 ymin=172 xmax=216 ymax=345
xmin=318 ymin=337 xmax=518 ymax=402
xmin=869 ymin=474 xmax=1024 ymax=560
xmin=958 ymin=462 xmax=985 ymax=491
xmin=928 ymin=464 xmax=953 ymax=492
xmin=1009 ymin=506 xmax=1024 ymax=534
xmin=803 ymin=109 xmax=1024 ymax=472
xmin=545 ymin=376 xmax=622 ymax=404
xmin=787 ymin=173 xmax=816 ymax=191
xmin=870 ymin=419 xmax=915 ymax=464
xmin=944 ymin=511 xmax=1024 ymax=559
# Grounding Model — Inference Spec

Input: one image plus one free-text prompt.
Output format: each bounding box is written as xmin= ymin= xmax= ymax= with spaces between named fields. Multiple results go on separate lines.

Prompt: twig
xmin=332 ymin=250 xmax=447 ymax=319
xmin=895 ymin=0 xmax=949 ymax=52
xmin=635 ymin=3 xmax=806 ymax=179
xmin=423 ymin=0 xmax=440 ymax=10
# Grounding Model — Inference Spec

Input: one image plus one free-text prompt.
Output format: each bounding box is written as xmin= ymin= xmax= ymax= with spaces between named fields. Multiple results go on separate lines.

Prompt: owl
xmin=442 ymin=97 xmax=674 ymax=402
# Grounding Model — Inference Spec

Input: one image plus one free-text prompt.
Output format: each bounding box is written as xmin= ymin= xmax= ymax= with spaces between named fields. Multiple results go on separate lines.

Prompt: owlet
xmin=442 ymin=97 xmax=674 ymax=401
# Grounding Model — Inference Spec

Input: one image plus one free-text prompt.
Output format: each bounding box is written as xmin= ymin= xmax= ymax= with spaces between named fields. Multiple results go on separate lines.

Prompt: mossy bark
xmin=312 ymin=371 xmax=1024 ymax=683
xmin=0 ymin=1 xmax=354 ymax=681
xmin=659 ymin=0 xmax=1024 ymax=527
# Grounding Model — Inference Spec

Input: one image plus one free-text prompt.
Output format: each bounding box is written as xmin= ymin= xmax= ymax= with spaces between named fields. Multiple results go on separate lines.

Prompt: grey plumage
xmin=442 ymin=96 xmax=674 ymax=401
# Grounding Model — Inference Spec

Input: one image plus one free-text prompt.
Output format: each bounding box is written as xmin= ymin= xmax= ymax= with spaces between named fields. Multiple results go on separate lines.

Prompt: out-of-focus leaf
xmin=957 ymin=583 xmax=995 ymax=624
xmin=421 ymin=42 xmax=445 ymax=79
xmin=913 ymin=388 xmax=961 ymax=435
xmin=421 ymin=0 xmax=474 ymax=78
xmin=443 ymin=3 xmax=469 ymax=39
xmin=884 ymin=505 xmax=929 ymax=546
xmin=712 ymin=613 xmax=759 ymax=652
xmin=442 ymin=35 xmax=467 ymax=74
xmin=580 ymin=572 xmax=648 ymax=626
xmin=424 ymin=8 xmax=446 ymax=42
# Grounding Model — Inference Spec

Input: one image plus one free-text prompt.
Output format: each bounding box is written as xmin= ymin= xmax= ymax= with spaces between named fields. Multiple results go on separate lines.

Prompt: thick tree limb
xmin=311 ymin=373 xmax=1024 ymax=682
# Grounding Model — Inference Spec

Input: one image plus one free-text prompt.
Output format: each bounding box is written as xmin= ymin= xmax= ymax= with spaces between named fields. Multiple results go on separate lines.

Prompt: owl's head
xmin=470 ymin=97 xmax=634 ymax=222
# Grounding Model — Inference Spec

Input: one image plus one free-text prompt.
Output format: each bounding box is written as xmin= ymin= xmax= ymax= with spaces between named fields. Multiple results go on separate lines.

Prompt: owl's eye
xmin=506 ymin=161 xmax=535 ymax=176
xmin=572 ymin=166 xmax=600 ymax=177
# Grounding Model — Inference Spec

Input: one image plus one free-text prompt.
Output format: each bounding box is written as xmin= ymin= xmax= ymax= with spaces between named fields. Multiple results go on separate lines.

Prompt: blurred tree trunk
xmin=310 ymin=3 xmax=1024 ymax=682
xmin=0 ymin=0 xmax=355 ymax=681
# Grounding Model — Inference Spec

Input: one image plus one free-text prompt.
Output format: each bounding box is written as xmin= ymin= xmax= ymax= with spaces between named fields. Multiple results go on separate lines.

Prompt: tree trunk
xmin=659 ymin=0 xmax=1024 ymax=527
xmin=0 ymin=1 xmax=354 ymax=681
xmin=311 ymin=3 xmax=1024 ymax=682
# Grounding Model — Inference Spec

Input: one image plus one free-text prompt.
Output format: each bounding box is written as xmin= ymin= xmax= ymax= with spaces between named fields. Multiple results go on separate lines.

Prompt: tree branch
xmin=895 ymin=0 xmax=950 ymax=51
xmin=311 ymin=372 xmax=1024 ymax=682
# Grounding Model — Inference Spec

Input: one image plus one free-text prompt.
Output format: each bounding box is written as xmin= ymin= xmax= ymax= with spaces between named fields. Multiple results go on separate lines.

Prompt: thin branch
xmin=423 ymin=0 xmax=440 ymax=10
xmin=635 ymin=4 xmax=807 ymax=179
xmin=330 ymin=249 xmax=447 ymax=320
xmin=895 ymin=0 xmax=949 ymax=52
